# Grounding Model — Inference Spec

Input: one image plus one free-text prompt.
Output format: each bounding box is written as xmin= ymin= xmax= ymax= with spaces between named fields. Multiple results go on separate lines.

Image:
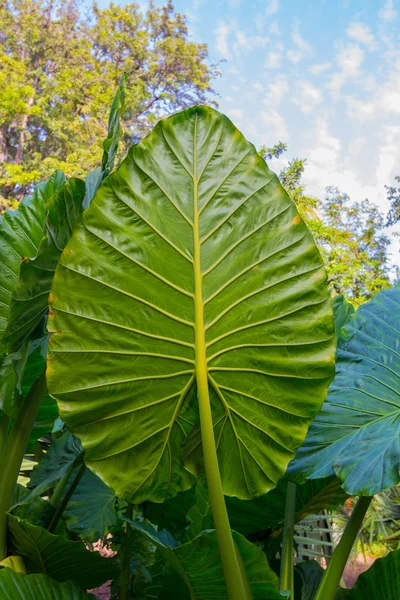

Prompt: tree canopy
xmin=261 ymin=149 xmax=392 ymax=305
xmin=0 ymin=0 xmax=217 ymax=205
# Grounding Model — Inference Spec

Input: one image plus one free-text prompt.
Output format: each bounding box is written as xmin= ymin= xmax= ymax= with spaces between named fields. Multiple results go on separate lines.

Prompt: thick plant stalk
xmin=119 ymin=503 xmax=134 ymax=600
xmin=47 ymin=463 xmax=86 ymax=533
xmin=0 ymin=414 xmax=10 ymax=454
xmin=192 ymin=115 xmax=253 ymax=600
xmin=0 ymin=372 xmax=46 ymax=560
xmin=314 ymin=496 xmax=372 ymax=600
xmin=280 ymin=482 xmax=297 ymax=598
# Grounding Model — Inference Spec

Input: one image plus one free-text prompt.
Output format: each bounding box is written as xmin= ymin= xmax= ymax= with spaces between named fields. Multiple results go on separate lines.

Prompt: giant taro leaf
xmin=47 ymin=106 xmax=335 ymax=502
xmin=3 ymin=178 xmax=84 ymax=353
xmin=288 ymin=284 xmax=400 ymax=496
xmin=0 ymin=171 xmax=66 ymax=350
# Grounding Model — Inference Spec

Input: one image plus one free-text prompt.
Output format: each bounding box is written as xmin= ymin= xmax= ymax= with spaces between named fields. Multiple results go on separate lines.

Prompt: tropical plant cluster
xmin=0 ymin=77 xmax=399 ymax=600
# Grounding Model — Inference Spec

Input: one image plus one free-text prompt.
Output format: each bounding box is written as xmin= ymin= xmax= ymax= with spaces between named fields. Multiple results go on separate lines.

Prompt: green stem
xmin=49 ymin=461 xmax=76 ymax=508
xmin=119 ymin=503 xmax=134 ymax=600
xmin=0 ymin=372 xmax=46 ymax=560
xmin=280 ymin=481 xmax=297 ymax=598
xmin=314 ymin=496 xmax=372 ymax=600
xmin=0 ymin=413 xmax=10 ymax=454
xmin=192 ymin=114 xmax=252 ymax=600
xmin=47 ymin=462 xmax=86 ymax=533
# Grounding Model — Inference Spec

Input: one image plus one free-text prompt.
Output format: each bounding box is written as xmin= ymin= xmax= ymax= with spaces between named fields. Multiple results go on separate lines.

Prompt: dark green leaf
xmin=0 ymin=568 xmax=95 ymax=600
xmin=7 ymin=514 xmax=119 ymax=589
xmin=288 ymin=284 xmax=400 ymax=495
xmin=144 ymin=487 xmax=197 ymax=538
xmin=48 ymin=106 xmax=335 ymax=502
xmin=63 ymin=467 xmax=118 ymax=542
xmin=130 ymin=520 xmax=281 ymax=599
xmin=3 ymin=178 xmax=84 ymax=353
xmin=24 ymin=432 xmax=82 ymax=502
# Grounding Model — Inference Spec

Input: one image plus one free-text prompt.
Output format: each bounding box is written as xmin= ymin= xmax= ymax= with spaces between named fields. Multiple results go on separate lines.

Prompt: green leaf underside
xmin=0 ymin=569 xmax=95 ymax=600
xmin=7 ymin=514 xmax=119 ymax=589
xmin=47 ymin=106 xmax=335 ymax=502
xmin=3 ymin=178 xmax=84 ymax=353
xmin=130 ymin=521 xmax=281 ymax=599
xmin=0 ymin=172 xmax=66 ymax=350
xmin=288 ymin=284 xmax=400 ymax=496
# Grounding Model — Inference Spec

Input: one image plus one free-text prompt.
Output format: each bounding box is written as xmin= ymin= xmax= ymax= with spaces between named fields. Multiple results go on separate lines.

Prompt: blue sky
xmin=100 ymin=0 xmax=400 ymax=266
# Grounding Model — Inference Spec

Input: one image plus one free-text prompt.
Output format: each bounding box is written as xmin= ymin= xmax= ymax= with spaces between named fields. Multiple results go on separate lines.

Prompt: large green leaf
xmin=129 ymin=521 xmax=281 ymax=599
xmin=0 ymin=172 xmax=65 ymax=349
xmin=3 ymin=178 xmax=84 ymax=353
xmin=47 ymin=106 xmax=335 ymax=502
xmin=288 ymin=284 xmax=400 ymax=495
xmin=0 ymin=568 xmax=95 ymax=600
xmin=7 ymin=514 xmax=119 ymax=589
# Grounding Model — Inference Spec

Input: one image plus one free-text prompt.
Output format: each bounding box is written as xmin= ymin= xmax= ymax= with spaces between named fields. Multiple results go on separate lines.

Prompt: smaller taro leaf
xmin=7 ymin=514 xmax=119 ymax=589
xmin=3 ymin=177 xmax=85 ymax=353
xmin=83 ymin=73 xmax=127 ymax=208
xmin=63 ymin=467 xmax=119 ymax=542
xmin=24 ymin=432 xmax=83 ymax=502
xmin=287 ymin=284 xmax=400 ymax=496
xmin=129 ymin=520 xmax=281 ymax=600
xmin=0 ymin=171 xmax=65 ymax=350
xmin=333 ymin=294 xmax=355 ymax=340
xmin=144 ymin=486 xmax=197 ymax=539
xmin=0 ymin=569 xmax=95 ymax=600
xmin=346 ymin=549 xmax=400 ymax=600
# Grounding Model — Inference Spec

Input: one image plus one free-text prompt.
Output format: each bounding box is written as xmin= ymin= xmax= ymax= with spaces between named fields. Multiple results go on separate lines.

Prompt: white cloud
xmin=261 ymin=109 xmax=289 ymax=141
xmin=327 ymin=44 xmax=364 ymax=93
xmin=336 ymin=43 xmax=364 ymax=76
xmin=265 ymin=43 xmax=284 ymax=69
xmin=228 ymin=108 xmax=244 ymax=121
xmin=292 ymin=81 xmax=324 ymax=114
xmin=269 ymin=20 xmax=281 ymax=36
xmin=265 ymin=0 xmax=279 ymax=18
xmin=379 ymin=0 xmax=397 ymax=21
xmin=346 ymin=22 xmax=375 ymax=47
xmin=233 ymin=30 xmax=269 ymax=54
xmin=309 ymin=62 xmax=332 ymax=75
xmin=287 ymin=20 xmax=313 ymax=64
xmin=215 ymin=21 xmax=231 ymax=57
xmin=265 ymin=75 xmax=289 ymax=105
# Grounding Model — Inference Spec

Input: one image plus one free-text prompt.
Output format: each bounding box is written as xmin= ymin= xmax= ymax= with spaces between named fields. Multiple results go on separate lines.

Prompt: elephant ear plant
xmin=5 ymin=94 xmax=399 ymax=600
xmin=46 ymin=105 xmax=335 ymax=597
